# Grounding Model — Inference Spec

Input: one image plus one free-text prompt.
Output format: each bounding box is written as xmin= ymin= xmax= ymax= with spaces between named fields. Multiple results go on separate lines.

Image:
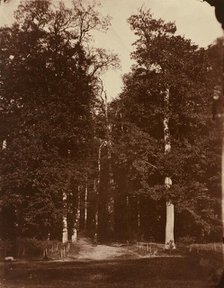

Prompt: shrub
xmin=17 ymin=238 xmax=44 ymax=258
xmin=177 ymin=236 xmax=197 ymax=245
xmin=0 ymin=240 xmax=13 ymax=259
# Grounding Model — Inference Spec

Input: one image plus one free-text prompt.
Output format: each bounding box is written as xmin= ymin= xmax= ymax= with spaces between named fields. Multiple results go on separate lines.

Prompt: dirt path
xmin=76 ymin=239 xmax=138 ymax=260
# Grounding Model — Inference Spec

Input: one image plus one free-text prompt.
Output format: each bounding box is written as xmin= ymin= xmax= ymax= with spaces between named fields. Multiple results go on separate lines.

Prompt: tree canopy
xmin=109 ymin=9 xmax=221 ymax=241
xmin=0 ymin=0 xmax=119 ymax=240
xmin=0 ymin=3 xmax=221 ymax=246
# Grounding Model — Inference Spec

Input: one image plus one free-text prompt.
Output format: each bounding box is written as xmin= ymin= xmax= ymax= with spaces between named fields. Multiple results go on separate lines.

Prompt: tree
xmin=110 ymin=8 xmax=220 ymax=244
xmin=0 ymin=0 xmax=119 ymax=242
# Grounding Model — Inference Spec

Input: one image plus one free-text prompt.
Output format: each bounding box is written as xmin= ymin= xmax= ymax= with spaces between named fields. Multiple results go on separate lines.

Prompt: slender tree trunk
xmin=84 ymin=179 xmax=88 ymax=231
xmin=94 ymin=179 xmax=99 ymax=244
xmin=2 ymin=139 xmax=6 ymax=150
xmin=108 ymin=195 xmax=114 ymax=237
xmin=71 ymin=185 xmax=81 ymax=242
xmin=126 ymin=195 xmax=130 ymax=241
xmin=137 ymin=197 xmax=141 ymax=238
xmin=71 ymin=227 xmax=77 ymax=243
xmin=163 ymin=88 xmax=175 ymax=249
xmin=62 ymin=191 xmax=68 ymax=243
xmin=107 ymin=146 xmax=114 ymax=237
xmin=105 ymin=92 xmax=114 ymax=238
xmin=94 ymin=142 xmax=104 ymax=244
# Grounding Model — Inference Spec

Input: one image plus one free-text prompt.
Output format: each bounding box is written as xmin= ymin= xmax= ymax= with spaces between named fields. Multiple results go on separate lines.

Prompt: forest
xmin=0 ymin=0 xmax=223 ymax=256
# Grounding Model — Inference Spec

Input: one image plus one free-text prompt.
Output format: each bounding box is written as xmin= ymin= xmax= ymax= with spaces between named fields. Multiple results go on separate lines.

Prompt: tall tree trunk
xmin=2 ymin=139 xmax=6 ymax=150
xmin=62 ymin=172 xmax=73 ymax=243
xmin=71 ymin=185 xmax=81 ymax=242
xmin=137 ymin=197 xmax=141 ymax=238
xmin=105 ymin=92 xmax=114 ymax=238
xmin=163 ymin=88 xmax=175 ymax=249
xmin=62 ymin=191 xmax=68 ymax=243
xmin=108 ymin=195 xmax=114 ymax=238
xmin=94 ymin=179 xmax=99 ymax=244
xmin=94 ymin=142 xmax=104 ymax=244
xmin=126 ymin=195 xmax=129 ymax=240
xmin=84 ymin=179 xmax=88 ymax=231
xmin=107 ymin=145 xmax=114 ymax=238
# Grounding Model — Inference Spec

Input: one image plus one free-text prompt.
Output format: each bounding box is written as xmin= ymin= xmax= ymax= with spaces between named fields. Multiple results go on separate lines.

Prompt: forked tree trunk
xmin=163 ymin=88 xmax=175 ymax=249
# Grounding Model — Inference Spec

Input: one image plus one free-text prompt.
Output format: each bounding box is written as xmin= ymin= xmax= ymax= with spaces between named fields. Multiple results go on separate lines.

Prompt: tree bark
xmin=71 ymin=228 xmax=77 ymax=242
xmin=107 ymin=144 xmax=114 ymax=237
xmin=126 ymin=195 xmax=130 ymax=240
xmin=137 ymin=197 xmax=141 ymax=238
xmin=71 ymin=185 xmax=81 ymax=242
xmin=105 ymin=91 xmax=114 ymax=237
xmin=84 ymin=179 xmax=88 ymax=231
xmin=62 ymin=191 xmax=68 ymax=243
xmin=94 ymin=142 xmax=104 ymax=244
xmin=2 ymin=139 xmax=6 ymax=150
xmin=221 ymin=119 xmax=224 ymax=259
xmin=163 ymin=88 xmax=175 ymax=249
xmin=94 ymin=179 xmax=99 ymax=244
xmin=108 ymin=195 xmax=114 ymax=237
xmin=165 ymin=197 xmax=175 ymax=247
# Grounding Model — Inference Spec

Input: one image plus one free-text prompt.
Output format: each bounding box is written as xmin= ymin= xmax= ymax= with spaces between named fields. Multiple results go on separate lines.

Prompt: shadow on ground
xmin=0 ymin=256 xmax=219 ymax=288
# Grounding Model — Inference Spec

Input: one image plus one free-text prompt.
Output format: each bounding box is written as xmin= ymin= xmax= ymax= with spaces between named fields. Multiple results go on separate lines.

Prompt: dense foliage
xmin=0 ymin=0 xmax=118 ymax=241
xmin=110 ymin=9 xmax=222 ymax=242
xmin=0 ymin=2 xmax=222 ymax=251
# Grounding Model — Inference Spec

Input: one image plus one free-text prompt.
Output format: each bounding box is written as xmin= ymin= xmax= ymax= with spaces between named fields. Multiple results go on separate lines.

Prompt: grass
xmin=0 ymin=256 xmax=220 ymax=288
xmin=0 ymin=241 xmax=223 ymax=288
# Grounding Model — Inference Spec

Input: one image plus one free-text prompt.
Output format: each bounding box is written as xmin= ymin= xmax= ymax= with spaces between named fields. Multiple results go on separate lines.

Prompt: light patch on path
xmin=75 ymin=239 xmax=138 ymax=260
xmin=77 ymin=244 xmax=129 ymax=260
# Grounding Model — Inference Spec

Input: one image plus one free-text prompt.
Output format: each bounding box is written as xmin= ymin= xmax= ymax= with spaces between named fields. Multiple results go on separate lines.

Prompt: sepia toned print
xmin=0 ymin=1 xmax=223 ymax=287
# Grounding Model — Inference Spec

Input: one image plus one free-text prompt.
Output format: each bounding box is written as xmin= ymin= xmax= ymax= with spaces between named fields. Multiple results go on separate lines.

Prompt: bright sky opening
xmin=0 ymin=0 xmax=222 ymax=100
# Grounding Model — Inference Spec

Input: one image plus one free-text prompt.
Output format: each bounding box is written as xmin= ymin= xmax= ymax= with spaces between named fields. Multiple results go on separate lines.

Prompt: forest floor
xmin=0 ymin=241 xmax=223 ymax=288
